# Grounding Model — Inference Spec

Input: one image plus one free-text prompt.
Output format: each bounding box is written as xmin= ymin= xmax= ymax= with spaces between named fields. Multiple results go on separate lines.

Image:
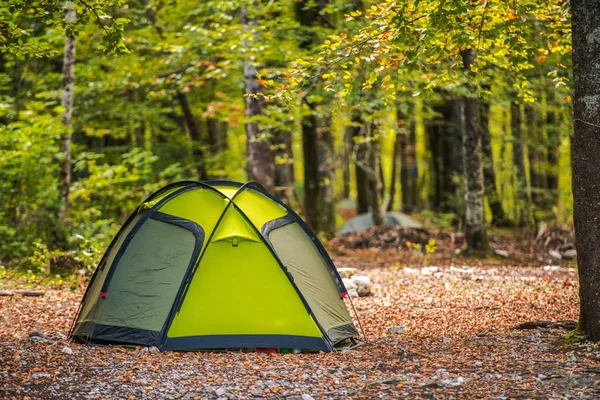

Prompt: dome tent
xmin=70 ymin=181 xmax=358 ymax=352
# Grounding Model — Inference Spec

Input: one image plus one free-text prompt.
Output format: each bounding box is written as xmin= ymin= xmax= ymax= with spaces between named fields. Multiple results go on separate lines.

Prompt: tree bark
xmin=274 ymin=128 xmax=294 ymax=188
xmin=481 ymin=98 xmax=507 ymax=226
xmin=571 ymin=0 xmax=600 ymax=341
xmin=242 ymin=7 xmax=274 ymax=192
xmin=460 ymin=49 xmax=488 ymax=253
xmin=302 ymin=112 xmax=320 ymax=229
xmin=318 ymin=115 xmax=336 ymax=237
xmin=366 ymin=122 xmax=384 ymax=225
xmin=351 ymin=115 xmax=369 ymax=214
xmin=175 ymin=91 xmax=208 ymax=180
xmin=58 ymin=1 xmax=76 ymax=225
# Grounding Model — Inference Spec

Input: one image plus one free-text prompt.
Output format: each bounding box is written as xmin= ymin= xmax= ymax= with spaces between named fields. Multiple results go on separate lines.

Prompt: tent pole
xmin=347 ymin=295 xmax=367 ymax=342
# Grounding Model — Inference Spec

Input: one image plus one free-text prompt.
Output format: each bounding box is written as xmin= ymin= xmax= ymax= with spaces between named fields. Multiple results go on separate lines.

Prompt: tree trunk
xmin=511 ymin=97 xmax=530 ymax=226
xmin=571 ymin=0 xmax=600 ymax=341
xmin=351 ymin=116 xmax=369 ymax=214
xmin=318 ymin=115 xmax=336 ymax=237
xmin=366 ymin=122 xmax=384 ymax=225
xmin=460 ymin=49 xmax=488 ymax=253
xmin=175 ymin=91 xmax=208 ymax=180
xmin=274 ymin=129 xmax=294 ymax=188
xmin=400 ymin=107 xmax=418 ymax=213
xmin=302 ymin=113 xmax=320 ymax=229
xmin=58 ymin=1 xmax=76 ymax=225
xmin=342 ymin=126 xmax=352 ymax=199
xmin=387 ymin=111 xmax=403 ymax=211
xmin=242 ymin=7 xmax=274 ymax=192
xmin=481 ymin=98 xmax=507 ymax=226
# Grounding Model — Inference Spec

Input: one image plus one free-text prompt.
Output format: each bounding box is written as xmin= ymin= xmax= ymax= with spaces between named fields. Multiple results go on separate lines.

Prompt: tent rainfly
xmin=70 ymin=181 xmax=358 ymax=351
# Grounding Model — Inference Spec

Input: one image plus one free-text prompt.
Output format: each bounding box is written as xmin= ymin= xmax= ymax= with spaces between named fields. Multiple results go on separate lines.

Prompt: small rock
xmin=61 ymin=346 xmax=73 ymax=355
xmin=421 ymin=266 xmax=440 ymax=275
xmin=337 ymin=268 xmax=357 ymax=278
xmin=32 ymin=373 xmax=51 ymax=380
xmin=342 ymin=278 xmax=357 ymax=291
xmin=28 ymin=331 xmax=50 ymax=344
xmin=347 ymin=288 xmax=359 ymax=298
xmin=251 ymin=390 xmax=262 ymax=397
xmin=562 ymin=249 xmax=577 ymax=259
xmin=215 ymin=388 xmax=227 ymax=397
xmin=440 ymin=336 xmax=452 ymax=343
xmin=388 ymin=326 xmax=405 ymax=335
xmin=301 ymin=395 xmax=315 ymax=400
xmin=548 ymin=250 xmax=562 ymax=260
xmin=141 ymin=346 xmax=160 ymax=353
xmin=474 ymin=361 xmax=483 ymax=367
xmin=494 ymin=249 xmax=509 ymax=258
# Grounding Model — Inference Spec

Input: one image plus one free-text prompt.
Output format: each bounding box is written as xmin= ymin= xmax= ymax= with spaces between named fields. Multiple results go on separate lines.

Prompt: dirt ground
xmin=1 ymin=248 xmax=597 ymax=399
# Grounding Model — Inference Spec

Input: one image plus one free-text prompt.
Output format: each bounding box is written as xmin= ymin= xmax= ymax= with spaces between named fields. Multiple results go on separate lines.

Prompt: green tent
xmin=70 ymin=180 xmax=358 ymax=351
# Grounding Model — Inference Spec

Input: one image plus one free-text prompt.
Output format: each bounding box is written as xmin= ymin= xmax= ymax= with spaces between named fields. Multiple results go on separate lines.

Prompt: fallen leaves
xmin=0 ymin=246 xmax=597 ymax=399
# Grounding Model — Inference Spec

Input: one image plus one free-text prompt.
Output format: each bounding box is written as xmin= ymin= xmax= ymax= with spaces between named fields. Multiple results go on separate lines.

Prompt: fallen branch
xmin=0 ymin=290 xmax=45 ymax=297
xmin=512 ymin=320 xmax=576 ymax=330
xmin=365 ymin=376 xmax=405 ymax=387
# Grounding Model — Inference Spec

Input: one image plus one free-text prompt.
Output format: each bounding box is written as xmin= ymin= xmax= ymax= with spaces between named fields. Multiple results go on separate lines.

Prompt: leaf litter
xmin=1 ymin=245 xmax=598 ymax=399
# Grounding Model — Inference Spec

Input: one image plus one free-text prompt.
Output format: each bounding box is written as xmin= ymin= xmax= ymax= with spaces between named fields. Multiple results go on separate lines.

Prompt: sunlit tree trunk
xmin=572 ymin=0 xmax=600 ymax=340
xmin=387 ymin=111 xmax=403 ymax=211
xmin=460 ymin=49 xmax=488 ymax=253
xmin=242 ymin=7 xmax=274 ymax=192
xmin=58 ymin=1 xmax=76 ymax=225
xmin=342 ymin=127 xmax=352 ymax=199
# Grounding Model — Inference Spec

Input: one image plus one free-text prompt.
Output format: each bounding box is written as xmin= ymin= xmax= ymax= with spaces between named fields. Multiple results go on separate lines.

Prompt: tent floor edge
xmin=162 ymin=334 xmax=330 ymax=352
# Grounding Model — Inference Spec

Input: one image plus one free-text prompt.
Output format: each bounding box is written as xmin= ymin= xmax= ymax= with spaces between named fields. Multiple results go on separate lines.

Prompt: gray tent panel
xmin=268 ymin=222 xmax=357 ymax=344
xmin=96 ymin=218 xmax=199 ymax=332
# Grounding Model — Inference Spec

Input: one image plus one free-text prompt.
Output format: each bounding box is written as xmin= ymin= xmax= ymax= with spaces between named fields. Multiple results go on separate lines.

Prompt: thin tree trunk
xmin=274 ymin=129 xmax=294 ymax=188
xmin=366 ymin=122 xmax=384 ymax=225
xmin=400 ymin=108 xmax=418 ymax=213
xmin=481 ymin=98 xmax=507 ymax=226
xmin=242 ymin=7 xmax=274 ymax=191
xmin=58 ymin=1 xmax=76 ymax=225
xmin=318 ymin=115 xmax=336 ymax=237
xmin=511 ymin=97 xmax=530 ymax=226
xmin=351 ymin=115 xmax=369 ymax=214
xmin=571 ymin=0 xmax=600 ymax=340
xmin=302 ymin=112 xmax=320 ymax=229
xmin=460 ymin=49 xmax=488 ymax=253
xmin=342 ymin=126 xmax=352 ymax=199
xmin=387 ymin=113 xmax=403 ymax=211
xmin=176 ymin=91 xmax=208 ymax=180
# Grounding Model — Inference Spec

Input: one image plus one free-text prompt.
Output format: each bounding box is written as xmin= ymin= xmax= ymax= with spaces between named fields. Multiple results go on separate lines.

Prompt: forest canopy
xmin=0 ymin=0 xmax=572 ymax=270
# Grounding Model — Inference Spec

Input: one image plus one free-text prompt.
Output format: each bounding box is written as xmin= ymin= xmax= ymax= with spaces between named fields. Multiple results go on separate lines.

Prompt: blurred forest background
xmin=0 ymin=0 xmax=571 ymax=276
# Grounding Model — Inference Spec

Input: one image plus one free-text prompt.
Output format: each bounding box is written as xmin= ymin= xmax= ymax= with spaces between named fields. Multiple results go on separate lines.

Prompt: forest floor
xmin=1 ymin=228 xmax=598 ymax=399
